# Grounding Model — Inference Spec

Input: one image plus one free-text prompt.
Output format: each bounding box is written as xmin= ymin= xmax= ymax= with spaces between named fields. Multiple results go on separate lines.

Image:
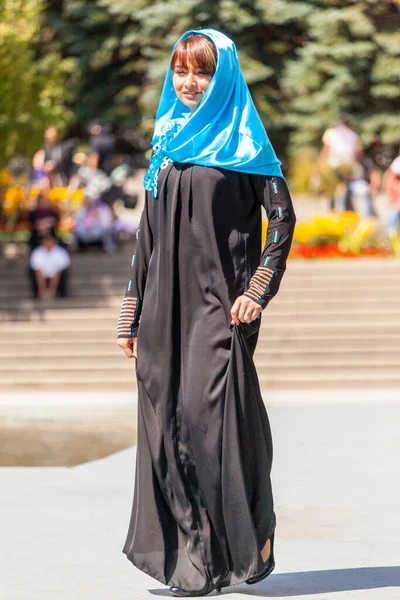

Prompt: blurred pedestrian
xmin=349 ymin=148 xmax=380 ymax=218
xmin=29 ymin=233 xmax=70 ymax=299
xmin=318 ymin=115 xmax=362 ymax=211
xmin=74 ymin=195 xmax=116 ymax=253
xmin=117 ymin=29 xmax=295 ymax=597
xmin=42 ymin=126 xmax=76 ymax=186
xmin=69 ymin=152 xmax=112 ymax=201
xmin=87 ymin=122 xmax=116 ymax=175
xmin=31 ymin=149 xmax=47 ymax=184
xmin=385 ymin=155 xmax=400 ymax=235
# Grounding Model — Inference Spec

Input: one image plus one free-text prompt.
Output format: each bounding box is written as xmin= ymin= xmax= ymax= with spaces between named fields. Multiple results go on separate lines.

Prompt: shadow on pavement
xmin=148 ymin=566 xmax=400 ymax=596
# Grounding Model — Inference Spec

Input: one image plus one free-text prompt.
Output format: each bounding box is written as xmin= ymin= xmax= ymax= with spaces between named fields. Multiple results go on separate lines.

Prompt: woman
xmin=117 ymin=29 xmax=296 ymax=597
xmin=28 ymin=192 xmax=60 ymax=250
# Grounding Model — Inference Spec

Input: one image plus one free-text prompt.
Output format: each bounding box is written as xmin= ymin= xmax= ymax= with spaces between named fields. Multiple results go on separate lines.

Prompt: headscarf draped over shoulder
xmin=144 ymin=28 xmax=283 ymax=196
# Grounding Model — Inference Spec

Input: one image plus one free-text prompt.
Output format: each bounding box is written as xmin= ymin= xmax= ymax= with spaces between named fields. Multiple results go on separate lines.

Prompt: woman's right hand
xmin=118 ymin=337 xmax=137 ymax=359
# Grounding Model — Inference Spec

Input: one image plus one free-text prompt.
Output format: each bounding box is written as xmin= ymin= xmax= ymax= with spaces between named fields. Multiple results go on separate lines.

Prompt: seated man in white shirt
xmin=29 ymin=234 xmax=71 ymax=299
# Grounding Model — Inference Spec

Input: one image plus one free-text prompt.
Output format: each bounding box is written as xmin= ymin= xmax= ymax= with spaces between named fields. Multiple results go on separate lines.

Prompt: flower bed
xmin=287 ymin=212 xmax=394 ymax=259
xmin=1 ymin=185 xmax=84 ymax=217
xmin=0 ymin=172 xmax=84 ymax=243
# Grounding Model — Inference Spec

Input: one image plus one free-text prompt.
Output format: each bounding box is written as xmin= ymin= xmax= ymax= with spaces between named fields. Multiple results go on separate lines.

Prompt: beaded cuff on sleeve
xmin=117 ymin=296 xmax=140 ymax=339
xmin=243 ymin=265 xmax=276 ymax=305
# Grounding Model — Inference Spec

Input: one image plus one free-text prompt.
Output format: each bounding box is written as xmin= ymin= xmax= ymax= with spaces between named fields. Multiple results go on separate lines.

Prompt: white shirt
xmin=30 ymin=245 xmax=71 ymax=277
xmin=390 ymin=156 xmax=400 ymax=176
xmin=322 ymin=124 xmax=360 ymax=168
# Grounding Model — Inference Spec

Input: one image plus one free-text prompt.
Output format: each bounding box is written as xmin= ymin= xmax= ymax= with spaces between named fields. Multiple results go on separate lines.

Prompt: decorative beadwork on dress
xmin=244 ymin=266 xmax=276 ymax=304
xmin=117 ymin=296 xmax=140 ymax=338
xmin=271 ymin=230 xmax=281 ymax=244
xmin=259 ymin=269 xmax=277 ymax=301
xmin=131 ymin=254 xmax=136 ymax=267
xmin=275 ymin=206 xmax=285 ymax=221
xmin=143 ymin=122 xmax=183 ymax=198
xmin=136 ymin=228 xmax=140 ymax=240
xmin=262 ymin=255 xmax=272 ymax=266
xmin=271 ymin=179 xmax=279 ymax=195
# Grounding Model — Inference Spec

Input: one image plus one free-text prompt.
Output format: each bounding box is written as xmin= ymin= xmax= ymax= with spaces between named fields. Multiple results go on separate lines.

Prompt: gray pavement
xmin=1 ymin=390 xmax=400 ymax=600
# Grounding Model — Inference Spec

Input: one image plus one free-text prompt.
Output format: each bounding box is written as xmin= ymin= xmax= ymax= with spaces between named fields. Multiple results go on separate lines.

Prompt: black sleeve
xmin=244 ymin=176 xmax=296 ymax=309
xmin=117 ymin=193 xmax=153 ymax=338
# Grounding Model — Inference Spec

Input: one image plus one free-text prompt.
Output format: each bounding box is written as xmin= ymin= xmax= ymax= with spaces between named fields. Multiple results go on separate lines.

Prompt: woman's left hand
xmin=230 ymin=295 xmax=262 ymax=325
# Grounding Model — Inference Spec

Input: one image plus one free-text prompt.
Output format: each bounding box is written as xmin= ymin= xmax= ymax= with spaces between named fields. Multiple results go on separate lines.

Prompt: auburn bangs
xmin=171 ymin=33 xmax=217 ymax=73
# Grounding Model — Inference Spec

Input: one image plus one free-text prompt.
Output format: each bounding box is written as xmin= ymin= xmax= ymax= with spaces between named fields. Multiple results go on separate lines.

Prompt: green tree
xmin=42 ymin=0 xmax=305 ymax=157
xmin=40 ymin=0 xmax=400 ymax=164
xmin=282 ymin=0 xmax=400 ymax=152
xmin=0 ymin=0 xmax=73 ymax=162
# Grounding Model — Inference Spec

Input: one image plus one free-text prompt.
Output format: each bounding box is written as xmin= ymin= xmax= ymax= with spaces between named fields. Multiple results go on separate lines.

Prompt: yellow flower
xmin=48 ymin=188 xmax=68 ymax=203
xmin=311 ymin=215 xmax=344 ymax=237
xmin=71 ymin=189 xmax=84 ymax=203
xmin=293 ymin=223 xmax=316 ymax=244
xmin=341 ymin=210 xmax=360 ymax=225
xmin=0 ymin=168 xmax=11 ymax=187
xmin=2 ymin=187 xmax=25 ymax=215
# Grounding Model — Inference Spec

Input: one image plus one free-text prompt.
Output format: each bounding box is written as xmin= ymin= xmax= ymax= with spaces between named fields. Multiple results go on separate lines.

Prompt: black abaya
xmin=119 ymin=163 xmax=296 ymax=590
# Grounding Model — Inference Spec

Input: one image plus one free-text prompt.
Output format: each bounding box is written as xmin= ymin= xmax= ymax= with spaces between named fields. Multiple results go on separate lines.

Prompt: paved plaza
xmin=1 ymin=389 xmax=400 ymax=600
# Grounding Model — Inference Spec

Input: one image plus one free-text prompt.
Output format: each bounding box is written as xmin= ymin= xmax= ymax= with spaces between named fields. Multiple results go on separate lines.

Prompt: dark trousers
xmin=28 ymin=267 xmax=69 ymax=299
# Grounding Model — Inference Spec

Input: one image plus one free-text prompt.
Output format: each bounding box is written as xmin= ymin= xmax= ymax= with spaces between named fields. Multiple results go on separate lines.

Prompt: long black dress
xmin=118 ymin=163 xmax=295 ymax=590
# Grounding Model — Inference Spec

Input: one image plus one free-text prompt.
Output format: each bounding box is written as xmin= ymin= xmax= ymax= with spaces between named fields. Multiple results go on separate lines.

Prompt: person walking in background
xmin=349 ymin=147 xmax=381 ymax=218
xmin=68 ymin=152 xmax=112 ymax=201
xmin=42 ymin=126 xmax=76 ymax=186
xmin=29 ymin=233 xmax=70 ymax=299
xmin=117 ymin=29 xmax=295 ymax=597
xmin=31 ymin=127 xmax=76 ymax=187
xmin=318 ymin=115 xmax=362 ymax=211
xmin=87 ymin=121 xmax=117 ymax=175
xmin=31 ymin=149 xmax=48 ymax=185
xmin=385 ymin=154 xmax=400 ymax=237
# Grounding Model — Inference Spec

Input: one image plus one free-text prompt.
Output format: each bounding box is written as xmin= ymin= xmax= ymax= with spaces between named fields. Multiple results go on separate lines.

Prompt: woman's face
xmin=172 ymin=64 xmax=213 ymax=110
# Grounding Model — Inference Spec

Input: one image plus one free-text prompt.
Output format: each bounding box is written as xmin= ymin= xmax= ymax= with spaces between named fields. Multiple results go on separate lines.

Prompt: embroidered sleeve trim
xmin=117 ymin=296 xmax=140 ymax=338
xmin=244 ymin=266 xmax=276 ymax=304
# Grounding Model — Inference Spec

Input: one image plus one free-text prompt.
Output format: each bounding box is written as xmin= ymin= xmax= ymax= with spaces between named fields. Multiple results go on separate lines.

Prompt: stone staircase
xmin=1 ymin=248 xmax=400 ymax=390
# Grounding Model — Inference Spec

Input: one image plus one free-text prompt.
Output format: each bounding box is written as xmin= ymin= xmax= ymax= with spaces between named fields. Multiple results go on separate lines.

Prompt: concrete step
xmin=0 ymin=332 xmax=117 ymax=343
xmin=3 ymin=285 xmax=400 ymax=304
xmin=2 ymin=319 xmax=400 ymax=335
xmin=1 ymin=254 xmax=399 ymax=390
xmin=0 ymin=281 xmax=127 ymax=295
xmin=2 ymin=355 xmax=400 ymax=374
xmin=2 ymin=257 xmax=400 ymax=278
xmin=0 ymin=297 xmax=399 ymax=321
xmin=0 ymin=370 xmax=136 ymax=388
xmin=0 ymin=299 xmax=119 ymax=316
xmin=1 ymin=344 xmax=399 ymax=361
xmin=2 ymin=310 xmax=399 ymax=327
xmin=1 ymin=331 xmax=400 ymax=347
xmin=3 ymin=302 xmax=400 ymax=320
xmin=3 ymin=271 xmax=400 ymax=290
xmin=254 ymin=356 xmax=400 ymax=368
xmin=257 ymin=370 xmax=400 ymax=388
xmin=1 ymin=369 xmax=399 ymax=390
xmin=278 ymin=286 xmax=400 ymax=299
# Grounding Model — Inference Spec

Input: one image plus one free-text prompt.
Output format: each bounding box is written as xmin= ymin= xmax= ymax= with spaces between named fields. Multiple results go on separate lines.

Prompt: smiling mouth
xmin=183 ymin=91 xmax=199 ymax=97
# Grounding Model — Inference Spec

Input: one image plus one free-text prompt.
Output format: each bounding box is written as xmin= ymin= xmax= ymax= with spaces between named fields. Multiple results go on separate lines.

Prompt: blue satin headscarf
xmin=144 ymin=28 xmax=283 ymax=196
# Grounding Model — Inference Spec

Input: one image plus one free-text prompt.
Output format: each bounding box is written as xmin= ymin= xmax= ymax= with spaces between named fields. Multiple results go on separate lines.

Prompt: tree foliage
xmin=283 ymin=0 xmax=400 ymax=153
xmin=4 ymin=0 xmax=400 ymax=162
xmin=0 ymin=0 xmax=73 ymax=162
xmin=41 ymin=0 xmax=305 ymax=156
